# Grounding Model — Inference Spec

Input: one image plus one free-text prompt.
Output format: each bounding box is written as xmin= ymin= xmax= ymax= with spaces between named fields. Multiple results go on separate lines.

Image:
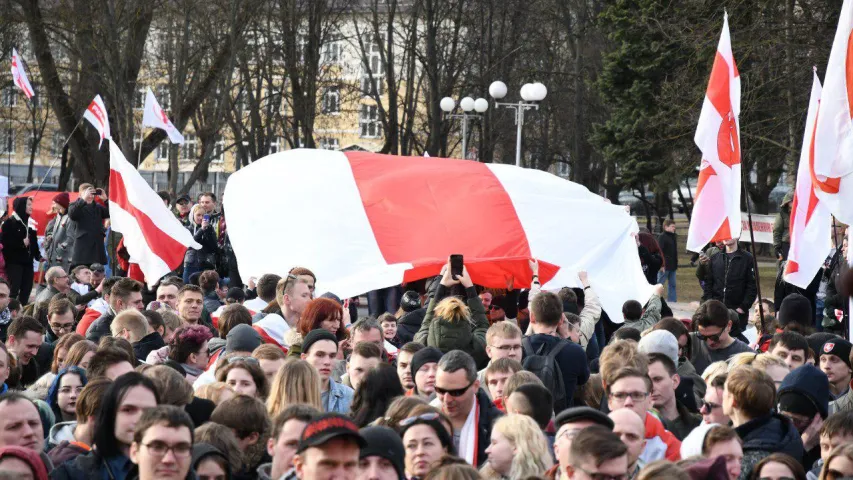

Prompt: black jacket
xmin=133 ymin=332 xmax=166 ymax=362
xmin=658 ymin=231 xmax=679 ymax=271
xmin=638 ymin=245 xmax=663 ymax=285
xmin=702 ymin=249 xmax=758 ymax=312
xmin=67 ymin=198 xmax=109 ymax=266
xmin=397 ymin=308 xmax=426 ymax=344
xmin=85 ymin=311 xmax=116 ymax=343
xmin=1 ymin=198 xmax=41 ymax=265
xmin=736 ymin=413 xmax=803 ymax=480
xmin=474 ymin=388 xmax=503 ymax=468
xmin=524 ymin=333 xmax=590 ymax=411
xmin=185 ymin=396 xmax=216 ymax=427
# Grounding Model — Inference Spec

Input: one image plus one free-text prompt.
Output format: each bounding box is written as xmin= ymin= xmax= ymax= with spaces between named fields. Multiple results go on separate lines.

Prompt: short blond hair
xmin=486 ymin=321 xmax=522 ymax=345
xmin=110 ymin=310 xmax=148 ymax=342
xmin=195 ymin=382 xmax=235 ymax=405
xmin=600 ymin=339 xmax=648 ymax=388
xmin=752 ymin=353 xmax=788 ymax=372
xmin=701 ymin=361 xmax=729 ymax=385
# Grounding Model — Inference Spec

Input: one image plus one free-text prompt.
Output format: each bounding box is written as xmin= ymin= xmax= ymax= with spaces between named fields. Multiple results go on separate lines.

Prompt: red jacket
xmin=643 ymin=412 xmax=682 ymax=462
xmin=76 ymin=308 xmax=102 ymax=337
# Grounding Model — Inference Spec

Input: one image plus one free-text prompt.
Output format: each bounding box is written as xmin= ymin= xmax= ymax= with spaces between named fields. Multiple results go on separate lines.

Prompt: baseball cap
xmin=176 ymin=194 xmax=192 ymax=204
xmin=297 ymin=413 xmax=366 ymax=453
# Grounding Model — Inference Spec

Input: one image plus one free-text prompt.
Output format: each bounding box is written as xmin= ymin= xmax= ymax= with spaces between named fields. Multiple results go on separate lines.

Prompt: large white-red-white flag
xmin=813 ymin=0 xmax=853 ymax=227
xmin=686 ymin=12 xmax=742 ymax=253
xmin=108 ymin=139 xmax=200 ymax=287
xmin=83 ymin=95 xmax=110 ymax=149
xmin=783 ymin=71 xmax=832 ymax=288
xmin=10 ymin=49 xmax=34 ymax=100
xmin=142 ymin=88 xmax=184 ymax=144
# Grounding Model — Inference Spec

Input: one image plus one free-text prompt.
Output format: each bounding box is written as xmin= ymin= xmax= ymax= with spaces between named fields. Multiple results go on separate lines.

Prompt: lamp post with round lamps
xmin=488 ymin=81 xmax=547 ymax=167
xmin=439 ymin=96 xmax=488 ymax=160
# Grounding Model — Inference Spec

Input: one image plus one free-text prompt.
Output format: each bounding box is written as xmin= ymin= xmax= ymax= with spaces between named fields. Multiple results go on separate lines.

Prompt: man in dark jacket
xmin=67 ymin=184 xmax=109 ymax=268
xmin=396 ymin=290 xmax=425 ymax=344
xmin=657 ymin=220 xmax=679 ymax=302
xmin=726 ymin=365 xmax=804 ymax=479
xmin=86 ymin=278 xmax=144 ymax=343
xmin=199 ymin=270 xmax=223 ymax=314
xmin=35 ymin=298 xmax=77 ymax=374
xmin=777 ymin=364 xmax=830 ymax=471
xmin=701 ymin=238 xmax=757 ymax=336
xmin=434 ymin=350 xmax=502 ymax=467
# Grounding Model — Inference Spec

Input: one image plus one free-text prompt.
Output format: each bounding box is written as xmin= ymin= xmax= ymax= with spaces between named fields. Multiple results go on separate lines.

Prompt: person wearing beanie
xmin=226 ymin=323 xmax=262 ymax=355
xmin=0 ymin=445 xmax=50 ymax=480
xmin=777 ymin=364 xmax=831 ymax=471
xmin=396 ymin=290 xmax=426 ymax=345
xmin=191 ymin=443 xmax=231 ymax=480
xmin=778 ymin=293 xmax=814 ymax=333
xmin=410 ymin=346 xmax=442 ymax=400
xmin=300 ymin=329 xmax=353 ymax=414
xmin=639 ymin=329 xmax=701 ymax=413
xmin=45 ymin=192 xmax=74 ymax=273
xmin=819 ymin=339 xmax=853 ymax=398
xmin=358 ymin=426 xmax=405 ymax=480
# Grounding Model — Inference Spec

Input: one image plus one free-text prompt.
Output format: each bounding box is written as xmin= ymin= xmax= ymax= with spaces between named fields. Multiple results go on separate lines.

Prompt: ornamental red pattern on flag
xmin=83 ymin=95 xmax=110 ymax=149
xmin=10 ymin=49 xmax=34 ymax=100
xmin=783 ymin=71 xmax=832 ymax=289
xmin=686 ymin=12 xmax=742 ymax=253
xmin=108 ymin=139 xmax=200 ymax=287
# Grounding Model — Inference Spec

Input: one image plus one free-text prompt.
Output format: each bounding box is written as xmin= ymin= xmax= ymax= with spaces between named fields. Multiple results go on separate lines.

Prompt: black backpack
xmin=521 ymin=337 xmax=569 ymax=413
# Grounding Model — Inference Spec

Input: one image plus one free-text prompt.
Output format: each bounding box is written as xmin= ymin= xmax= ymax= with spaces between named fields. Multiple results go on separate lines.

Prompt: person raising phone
xmin=68 ymin=183 xmax=110 ymax=269
xmin=414 ymin=256 xmax=491 ymax=369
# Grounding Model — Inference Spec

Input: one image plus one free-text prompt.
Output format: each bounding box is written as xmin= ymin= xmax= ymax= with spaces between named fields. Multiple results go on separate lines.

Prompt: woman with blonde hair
xmin=821 ymin=444 xmax=853 ymax=479
xmin=266 ymin=358 xmax=322 ymax=416
xmin=480 ymin=414 xmax=552 ymax=479
xmin=195 ymin=381 xmax=236 ymax=405
xmin=415 ymin=260 xmax=490 ymax=366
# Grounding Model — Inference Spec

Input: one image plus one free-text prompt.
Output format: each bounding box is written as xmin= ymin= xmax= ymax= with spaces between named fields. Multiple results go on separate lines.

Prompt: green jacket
xmin=773 ymin=202 xmax=791 ymax=252
xmin=695 ymin=245 xmax=721 ymax=281
xmin=616 ymin=294 xmax=662 ymax=334
xmin=415 ymin=284 xmax=490 ymax=368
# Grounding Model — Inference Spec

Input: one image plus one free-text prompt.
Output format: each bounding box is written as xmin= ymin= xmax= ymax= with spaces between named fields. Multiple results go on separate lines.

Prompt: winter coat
xmin=473 ymin=388 xmax=504 ymax=468
xmin=184 ymin=212 xmax=218 ymax=266
xmin=1 ymin=197 xmax=41 ymax=265
xmin=830 ymin=380 xmax=853 ymax=414
xmin=397 ymin=308 xmax=426 ymax=345
xmin=203 ymin=290 xmax=222 ymax=315
xmin=146 ymin=345 xmax=170 ymax=365
xmin=702 ymin=249 xmax=758 ymax=313
xmin=85 ymin=310 xmax=116 ymax=343
xmin=638 ymin=245 xmax=663 ymax=284
xmin=617 ymin=294 xmax=663 ymax=334
xmin=415 ymin=285 xmax=490 ymax=369
xmin=658 ymin=231 xmax=679 ymax=271
xmin=736 ymin=414 xmax=804 ymax=480
xmin=824 ymin=253 xmax=849 ymax=328
xmin=47 ymin=440 xmax=90 ymax=468
xmin=133 ymin=332 xmax=166 ymax=362
xmin=778 ymin=364 xmax=830 ymax=419
xmin=46 ymin=421 xmax=77 ymax=452
xmin=49 ymin=451 xmax=132 ymax=480
xmin=524 ymin=333 xmax=589 ymax=410
xmin=67 ymin=198 xmax=109 ymax=266
xmin=773 ymin=199 xmax=792 ymax=258
xmin=45 ymin=213 xmax=75 ymax=272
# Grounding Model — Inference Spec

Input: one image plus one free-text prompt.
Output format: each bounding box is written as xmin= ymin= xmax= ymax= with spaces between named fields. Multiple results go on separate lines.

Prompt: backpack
xmin=522 ymin=337 xmax=569 ymax=413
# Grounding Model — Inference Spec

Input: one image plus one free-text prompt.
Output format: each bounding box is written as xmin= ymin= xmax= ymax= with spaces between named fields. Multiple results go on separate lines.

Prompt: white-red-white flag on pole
xmin=783 ymin=70 xmax=832 ymax=289
xmin=812 ymin=0 xmax=853 ymax=228
xmin=142 ymin=88 xmax=184 ymax=144
xmin=83 ymin=95 xmax=110 ymax=149
xmin=686 ymin=12 xmax=742 ymax=253
xmin=10 ymin=49 xmax=34 ymax=100
xmin=108 ymin=139 xmax=200 ymax=287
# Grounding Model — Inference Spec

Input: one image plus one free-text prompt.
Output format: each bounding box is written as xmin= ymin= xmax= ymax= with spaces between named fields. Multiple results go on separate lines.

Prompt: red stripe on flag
xmin=808 ymin=103 xmax=842 ymax=194
xmin=709 ymin=219 xmax=733 ymax=244
xmin=706 ymin=52 xmax=733 ymax=119
xmin=345 ymin=152 xmax=554 ymax=287
xmin=109 ymin=170 xmax=187 ymax=269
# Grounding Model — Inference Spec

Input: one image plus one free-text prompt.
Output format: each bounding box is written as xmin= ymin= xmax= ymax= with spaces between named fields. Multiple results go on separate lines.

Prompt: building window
xmin=51 ymin=131 xmax=64 ymax=157
xmin=322 ymin=38 xmax=343 ymax=64
xmin=156 ymin=86 xmax=170 ymax=110
xmin=158 ymin=142 xmax=169 ymax=161
xmin=135 ymin=87 xmax=146 ymax=110
xmin=2 ymin=86 xmax=16 ymax=108
xmin=181 ymin=134 xmax=197 ymax=161
xmin=361 ymin=36 xmax=385 ymax=96
xmin=319 ymin=137 xmax=339 ymax=150
xmin=322 ymin=86 xmax=340 ymax=114
xmin=556 ymin=161 xmax=570 ymax=178
xmin=269 ymin=137 xmax=283 ymax=154
xmin=213 ymin=137 xmax=225 ymax=163
xmin=359 ymin=105 xmax=382 ymax=138
xmin=0 ymin=129 xmax=14 ymax=154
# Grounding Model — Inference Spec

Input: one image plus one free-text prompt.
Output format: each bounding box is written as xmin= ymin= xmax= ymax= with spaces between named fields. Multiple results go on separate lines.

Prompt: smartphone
xmin=450 ymin=254 xmax=463 ymax=280
xmin=203 ymin=214 xmax=210 ymax=222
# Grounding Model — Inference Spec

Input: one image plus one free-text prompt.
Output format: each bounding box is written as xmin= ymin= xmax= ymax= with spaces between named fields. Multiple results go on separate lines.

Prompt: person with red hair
xmin=284 ymin=298 xmax=349 ymax=348
xmin=637 ymin=232 xmax=665 ymax=285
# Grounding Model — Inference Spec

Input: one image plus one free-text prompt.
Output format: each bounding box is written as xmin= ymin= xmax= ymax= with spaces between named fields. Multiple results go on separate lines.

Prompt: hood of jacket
xmin=192 ymin=443 xmax=231 ymax=479
xmin=399 ymin=308 xmax=426 ymax=327
xmin=12 ymin=197 xmax=30 ymax=223
xmin=47 ymin=420 xmax=77 ymax=448
xmin=778 ymin=364 xmax=830 ymax=419
xmin=736 ymin=413 xmax=804 ymax=460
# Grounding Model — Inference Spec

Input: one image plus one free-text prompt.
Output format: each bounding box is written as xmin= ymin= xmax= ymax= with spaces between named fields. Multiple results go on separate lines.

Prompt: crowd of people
xmin=0 ymin=187 xmax=850 ymax=480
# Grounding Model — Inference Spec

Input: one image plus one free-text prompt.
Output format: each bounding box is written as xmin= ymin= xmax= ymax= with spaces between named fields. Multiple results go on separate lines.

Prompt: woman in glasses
xmin=399 ymin=407 xmax=456 ymax=480
xmin=216 ymin=356 xmax=268 ymax=399
xmin=47 ymin=366 xmax=87 ymax=423
xmin=266 ymin=358 xmax=322 ymax=416
xmin=167 ymin=324 xmax=214 ymax=384
xmin=480 ymin=414 xmax=553 ymax=479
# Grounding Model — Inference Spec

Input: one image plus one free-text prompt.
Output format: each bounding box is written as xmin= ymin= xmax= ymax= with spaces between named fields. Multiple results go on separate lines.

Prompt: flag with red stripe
xmin=784 ymin=71 xmax=832 ymax=288
xmin=83 ymin=95 xmax=110 ymax=149
xmin=108 ymin=139 xmax=200 ymax=287
xmin=686 ymin=12 xmax=742 ymax=253
xmin=10 ymin=49 xmax=34 ymax=100
xmin=224 ymin=149 xmax=654 ymax=321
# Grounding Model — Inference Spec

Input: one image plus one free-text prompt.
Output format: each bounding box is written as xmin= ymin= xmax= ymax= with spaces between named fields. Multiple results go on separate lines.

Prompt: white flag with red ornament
xmin=686 ymin=12 xmax=742 ymax=253
xmin=142 ymin=88 xmax=184 ymax=144
xmin=83 ymin=95 xmax=110 ymax=149
xmin=108 ymin=139 xmax=200 ymax=287
xmin=224 ymin=149 xmax=655 ymax=322
xmin=783 ymin=71 xmax=832 ymax=289
xmin=812 ymin=0 xmax=853 ymax=227
xmin=10 ymin=49 xmax=34 ymax=100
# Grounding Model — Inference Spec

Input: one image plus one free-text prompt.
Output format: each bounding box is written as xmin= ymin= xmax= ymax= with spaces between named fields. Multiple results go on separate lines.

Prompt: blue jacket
xmin=323 ymin=379 xmax=353 ymax=415
xmin=778 ymin=364 xmax=830 ymax=419
xmin=736 ymin=413 xmax=803 ymax=480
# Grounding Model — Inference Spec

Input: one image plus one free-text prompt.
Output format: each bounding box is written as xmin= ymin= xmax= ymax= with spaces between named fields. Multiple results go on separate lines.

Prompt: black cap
xmin=359 ymin=426 xmax=405 ymax=480
xmin=401 ymin=291 xmax=421 ymax=312
xmin=176 ymin=194 xmax=191 ymax=204
xmin=411 ymin=347 xmax=443 ymax=379
xmin=90 ymin=263 xmax=105 ymax=273
xmin=297 ymin=413 xmax=366 ymax=453
xmin=302 ymin=328 xmax=338 ymax=355
xmin=555 ymin=406 xmax=615 ymax=430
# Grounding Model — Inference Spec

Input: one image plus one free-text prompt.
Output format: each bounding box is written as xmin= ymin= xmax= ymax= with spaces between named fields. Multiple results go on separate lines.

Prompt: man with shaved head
xmin=609 ymin=408 xmax=646 ymax=479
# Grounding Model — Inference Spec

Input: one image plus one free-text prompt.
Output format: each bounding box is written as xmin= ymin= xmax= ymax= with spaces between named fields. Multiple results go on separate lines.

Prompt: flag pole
xmin=741 ymin=167 xmax=765 ymax=323
xmin=34 ymin=117 xmax=82 ymax=195
xmin=137 ymin=125 xmax=144 ymax=165
xmin=6 ymin=100 xmax=11 ymax=181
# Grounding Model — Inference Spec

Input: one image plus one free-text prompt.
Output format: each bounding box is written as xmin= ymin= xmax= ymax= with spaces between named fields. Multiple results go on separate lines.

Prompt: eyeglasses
xmin=489 ymin=305 xmax=502 ymax=311
xmin=570 ymin=464 xmax=627 ymax=480
xmin=50 ymin=323 xmax=74 ymax=332
xmin=696 ymin=331 xmax=723 ymax=343
xmin=227 ymin=356 xmax=259 ymax=365
xmin=489 ymin=344 xmax=522 ymax=353
xmin=608 ymin=391 xmax=649 ymax=402
xmin=556 ymin=427 xmax=583 ymax=442
xmin=141 ymin=441 xmax=192 ymax=458
xmin=699 ymin=400 xmax=721 ymax=412
xmin=434 ymin=379 xmax=476 ymax=397
xmin=399 ymin=412 xmax=440 ymax=428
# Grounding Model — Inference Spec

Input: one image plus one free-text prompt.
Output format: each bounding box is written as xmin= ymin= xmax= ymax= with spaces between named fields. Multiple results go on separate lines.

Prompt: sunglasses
xmin=434 ymin=379 xmax=476 ymax=397
xmin=399 ymin=412 xmax=440 ymax=428
xmin=699 ymin=400 xmax=721 ymax=412
xmin=696 ymin=331 xmax=723 ymax=343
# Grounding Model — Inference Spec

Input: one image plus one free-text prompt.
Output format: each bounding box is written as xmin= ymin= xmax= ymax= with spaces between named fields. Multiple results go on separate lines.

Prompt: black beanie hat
xmin=302 ymin=328 xmax=338 ymax=355
xmin=359 ymin=426 xmax=405 ymax=480
xmin=778 ymin=391 xmax=818 ymax=421
xmin=778 ymin=293 xmax=813 ymax=329
xmin=411 ymin=347 xmax=443 ymax=380
xmin=821 ymin=339 xmax=853 ymax=371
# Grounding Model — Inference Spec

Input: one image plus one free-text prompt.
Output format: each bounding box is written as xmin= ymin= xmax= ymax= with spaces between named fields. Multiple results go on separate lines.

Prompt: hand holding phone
xmin=450 ymin=254 xmax=463 ymax=280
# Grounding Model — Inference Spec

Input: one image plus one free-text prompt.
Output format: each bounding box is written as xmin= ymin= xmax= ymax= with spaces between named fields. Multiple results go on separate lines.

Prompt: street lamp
xmin=489 ymin=81 xmax=547 ymax=167
xmin=440 ymin=95 xmax=488 ymax=160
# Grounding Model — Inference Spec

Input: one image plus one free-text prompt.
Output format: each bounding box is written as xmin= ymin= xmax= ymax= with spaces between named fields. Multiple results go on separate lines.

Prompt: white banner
xmin=738 ymin=213 xmax=774 ymax=244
